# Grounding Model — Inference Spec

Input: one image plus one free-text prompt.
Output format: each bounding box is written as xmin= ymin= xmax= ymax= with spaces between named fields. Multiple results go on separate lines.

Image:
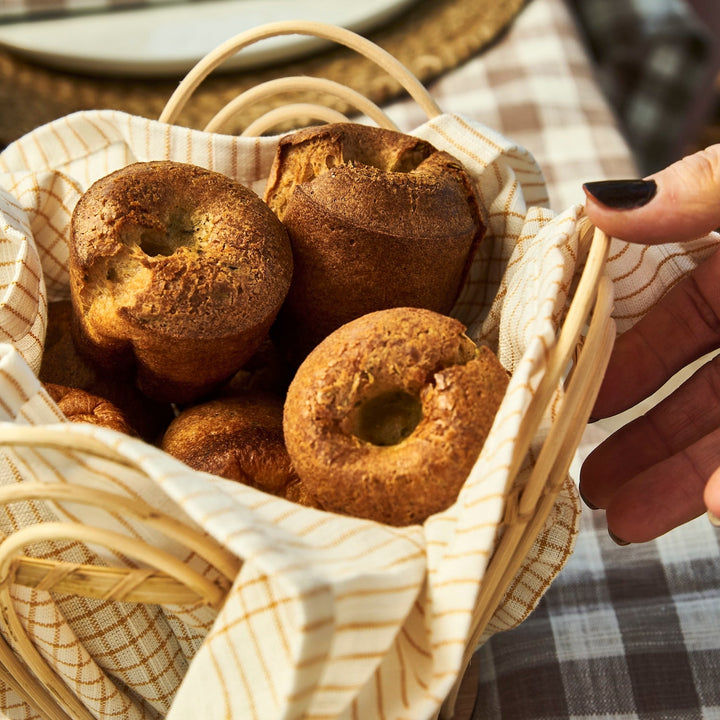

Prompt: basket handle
xmin=0 ymin=475 xmax=241 ymax=583
xmin=203 ymin=76 xmax=400 ymax=134
xmin=509 ymin=219 xmax=612 ymax=503
xmin=158 ymin=20 xmax=443 ymax=131
xmin=241 ymin=102 xmax=350 ymax=137
xmin=0 ymin=451 xmax=242 ymax=720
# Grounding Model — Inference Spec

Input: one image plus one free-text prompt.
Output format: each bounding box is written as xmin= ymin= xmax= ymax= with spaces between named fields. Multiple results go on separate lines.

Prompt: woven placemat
xmin=0 ymin=0 xmax=527 ymax=145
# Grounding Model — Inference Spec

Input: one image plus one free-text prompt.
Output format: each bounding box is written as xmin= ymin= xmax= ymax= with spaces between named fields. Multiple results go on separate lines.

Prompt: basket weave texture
xmin=0 ymin=20 xmax=624 ymax=719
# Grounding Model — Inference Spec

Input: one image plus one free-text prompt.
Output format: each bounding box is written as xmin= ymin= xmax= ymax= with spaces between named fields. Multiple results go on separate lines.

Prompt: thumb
xmin=583 ymin=145 xmax=720 ymax=244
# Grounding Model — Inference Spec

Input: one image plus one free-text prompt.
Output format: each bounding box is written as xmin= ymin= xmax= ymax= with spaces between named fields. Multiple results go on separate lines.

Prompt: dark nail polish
xmin=583 ymin=179 xmax=657 ymax=209
xmin=608 ymin=529 xmax=630 ymax=546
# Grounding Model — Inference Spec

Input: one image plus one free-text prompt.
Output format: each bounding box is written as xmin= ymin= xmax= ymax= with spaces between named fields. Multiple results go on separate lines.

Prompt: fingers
xmin=581 ymin=419 xmax=719 ymax=543
xmin=583 ymin=144 xmax=720 ymax=245
xmin=591 ymin=247 xmax=720 ymax=418
xmin=582 ymin=145 xmax=720 ymax=539
xmin=581 ymin=353 xmax=720 ymax=542
xmin=599 ymin=435 xmax=713 ymax=543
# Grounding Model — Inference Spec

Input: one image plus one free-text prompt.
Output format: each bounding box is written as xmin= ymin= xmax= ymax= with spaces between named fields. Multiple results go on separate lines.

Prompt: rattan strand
xmin=0 ymin=480 xmax=240 ymax=581
xmin=241 ymin=103 xmax=349 ymax=137
xmin=159 ymin=20 xmax=442 ymax=128
xmin=0 ymin=522 xmax=230 ymax=720
xmin=202 ymin=75 xmax=398 ymax=133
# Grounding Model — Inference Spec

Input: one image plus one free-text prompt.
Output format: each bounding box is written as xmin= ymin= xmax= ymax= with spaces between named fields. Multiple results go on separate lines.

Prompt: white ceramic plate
xmin=0 ymin=0 xmax=417 ymax=77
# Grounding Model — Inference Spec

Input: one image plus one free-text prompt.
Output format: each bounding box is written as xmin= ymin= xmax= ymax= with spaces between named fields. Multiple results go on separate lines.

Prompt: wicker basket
xmin=0 ymin=21 xmax=615 ymax=720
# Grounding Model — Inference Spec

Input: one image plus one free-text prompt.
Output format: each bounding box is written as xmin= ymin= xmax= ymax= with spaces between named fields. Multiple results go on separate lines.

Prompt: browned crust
xmin=161 ymin=392 xmax=316 ymax=502
xmin=263 ymin=123 xmax=486 ymax=364
xmin=283 ymin=307 xmax=508 ymax=526
xmin=44 ymin=382 xmax=138 ymax=437
xmin=69 ymin=161 xmax=293 ymax=403
xmin=264 ymin=123 xmax=443 ymax=219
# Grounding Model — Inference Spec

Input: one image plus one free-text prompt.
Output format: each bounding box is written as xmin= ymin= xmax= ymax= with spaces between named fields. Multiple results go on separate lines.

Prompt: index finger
xmin=584 ymin=145 xmax=720 ymax=245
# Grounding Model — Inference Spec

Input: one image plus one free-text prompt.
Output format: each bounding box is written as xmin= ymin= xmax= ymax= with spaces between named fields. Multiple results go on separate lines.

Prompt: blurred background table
xmin=1 ymin=0 xmax=719 ymax=718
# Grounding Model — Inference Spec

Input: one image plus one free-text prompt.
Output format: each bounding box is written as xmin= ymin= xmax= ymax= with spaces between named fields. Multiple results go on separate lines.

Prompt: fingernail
xmin=583 ymin=179 xmax=657 ymax=209
xmin=708 ymin=511 xmax=720 ymax=528
xmin=578 ymin=488 xmax=598 ymax=510
xmin=608 ymin=529 xmax=630 ymax=546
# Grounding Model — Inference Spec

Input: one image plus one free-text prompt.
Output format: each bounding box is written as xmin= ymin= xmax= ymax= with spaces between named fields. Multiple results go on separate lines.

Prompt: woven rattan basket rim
xmin=0 ymin=0 xmax=527 ymax=145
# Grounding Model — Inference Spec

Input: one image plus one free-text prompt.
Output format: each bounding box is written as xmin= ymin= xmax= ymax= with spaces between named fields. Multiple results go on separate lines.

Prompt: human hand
xmin=579 ymin=145 xmax=720 ymax=544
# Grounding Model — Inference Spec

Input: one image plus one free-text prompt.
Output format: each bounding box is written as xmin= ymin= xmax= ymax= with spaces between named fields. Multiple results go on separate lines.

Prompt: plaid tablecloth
xmin=380 ymin=0 xmax=716 ymax=197
xmin=468 ymin=428 xmax=720 ymax=720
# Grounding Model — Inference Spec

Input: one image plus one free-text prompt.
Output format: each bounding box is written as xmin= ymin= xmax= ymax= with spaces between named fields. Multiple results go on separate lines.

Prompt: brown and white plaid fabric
xmin=0 ymin=0 xmax=718 ymax=717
